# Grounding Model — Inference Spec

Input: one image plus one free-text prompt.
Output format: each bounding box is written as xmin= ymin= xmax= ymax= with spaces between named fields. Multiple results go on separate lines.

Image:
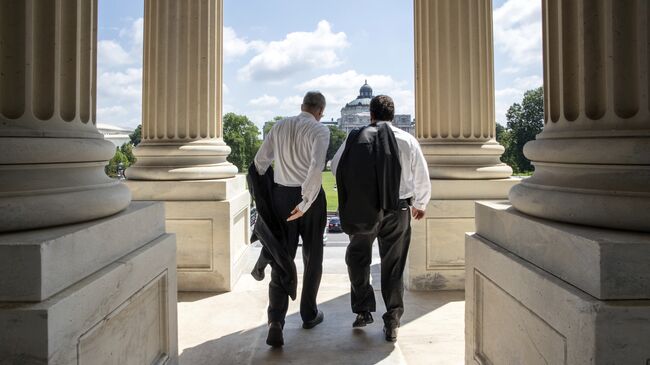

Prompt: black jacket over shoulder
xmin=247 ymin=164 xmax=297 ymax=300
xmin=336 ymin=122 xmax=401 ymax=235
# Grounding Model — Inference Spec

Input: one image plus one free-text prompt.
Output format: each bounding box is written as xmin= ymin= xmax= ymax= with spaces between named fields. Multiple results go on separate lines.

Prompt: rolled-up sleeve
xmin=411 ymin=140 xmax=431 ymax=210
xmin=297 ymin=126 xmax=330 ymax=212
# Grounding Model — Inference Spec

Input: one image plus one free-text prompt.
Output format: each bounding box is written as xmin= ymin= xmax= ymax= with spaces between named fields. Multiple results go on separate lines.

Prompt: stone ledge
xmin=0 ymin=233 xmax=178 ymax=365
xmin=430 ymin=177 xmax=520 ymax=200
xmin=465 ymin=233 xmax=650 ymax=365
xmin=474 ymin=201 xmax=650 ymax=300
xmin=126 ymin=175 xmax=247 ymax=201
xmin=0 ymin=202 xmax=166 ymax=302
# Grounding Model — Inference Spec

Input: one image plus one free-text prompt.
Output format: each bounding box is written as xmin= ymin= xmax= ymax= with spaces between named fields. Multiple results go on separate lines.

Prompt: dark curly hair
xmin=369 ymin=95 xmax=395 ymax=122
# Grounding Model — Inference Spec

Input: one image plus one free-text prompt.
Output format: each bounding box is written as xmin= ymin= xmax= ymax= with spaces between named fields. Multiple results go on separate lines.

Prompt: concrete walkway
xmin=178 ymin=240 xmax=465 ymax=365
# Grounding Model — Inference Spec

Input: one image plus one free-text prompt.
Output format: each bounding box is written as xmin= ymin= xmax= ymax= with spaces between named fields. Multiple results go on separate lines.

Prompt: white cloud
xmin=495 ymin=75 xmax=543 ymax=124
xmin=98 ymin=40 xmax=133 ymax=66
xmin=238 ymin=20 xmax=349 ymax=82
xmin=297 ymin=70 xmax=414 ymax=119
xmin=249 ymin=94 xmax=280 ymax=107
xmin=280 ymin=95 xmax=304 ymax=113
xmin=224 ymin=26 xmax=264 ymax=61
xmin=97 ymin=68 xmax=142 ymax=128
xmin=119 ymin=17 xmax=144 ymax=47
xmin=493 ymin=0 xmax=542 ymax=66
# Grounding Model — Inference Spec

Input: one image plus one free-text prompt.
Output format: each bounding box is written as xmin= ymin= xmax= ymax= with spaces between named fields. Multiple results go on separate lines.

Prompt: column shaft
xmin=414 ymin=0 xmax=511 ymax=179
xmin=510 ymin=0 xmax=650 ymax=232
xmin=127 ymin=0 xmax=236 ymax=180
xmin=0 ymin=0 xmax=131 ymax=233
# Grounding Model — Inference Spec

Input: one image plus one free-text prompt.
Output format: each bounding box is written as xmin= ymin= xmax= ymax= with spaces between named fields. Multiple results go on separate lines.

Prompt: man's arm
xmin=287 ymin=126 xmax=330 ymax=221
xmin=411 ymin=138 xmax=431 ymax=220
xmin=254 ymin=126 xmax=274 ymax=175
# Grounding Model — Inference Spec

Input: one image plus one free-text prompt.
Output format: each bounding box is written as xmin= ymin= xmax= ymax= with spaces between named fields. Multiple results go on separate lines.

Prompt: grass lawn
xmin=322 ymin=171 xmax=338 ymax=213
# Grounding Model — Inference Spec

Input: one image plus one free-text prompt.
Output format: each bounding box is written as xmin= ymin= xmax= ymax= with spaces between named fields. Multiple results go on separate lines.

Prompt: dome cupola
xmin=359 ymin=80 xmax=373 ymax=98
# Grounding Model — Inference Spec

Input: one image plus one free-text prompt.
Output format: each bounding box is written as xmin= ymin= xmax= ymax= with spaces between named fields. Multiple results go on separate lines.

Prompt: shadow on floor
xmin=178 ymin=273 xmax=464 ymax=364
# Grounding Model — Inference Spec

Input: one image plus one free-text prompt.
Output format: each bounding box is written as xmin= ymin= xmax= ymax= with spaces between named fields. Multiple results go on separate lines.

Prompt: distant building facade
xmin=337 ymin=81 xmax=414 ymax=135
xmin=97 ymin=123 xmax=134 ymax=147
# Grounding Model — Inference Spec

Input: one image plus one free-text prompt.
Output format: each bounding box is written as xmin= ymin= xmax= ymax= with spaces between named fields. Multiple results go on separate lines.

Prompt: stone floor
xmin=178 ymin=235 xmax=465 ymax=365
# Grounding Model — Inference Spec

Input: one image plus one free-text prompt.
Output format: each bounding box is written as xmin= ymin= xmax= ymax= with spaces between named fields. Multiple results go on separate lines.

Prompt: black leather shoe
xmin=302 ymin=310 xmax=324 ymax=329
xmin=383 ymin=325 xmax=398 ymax=342
xmin=352 ymin=312 xmax=374 ymax=328
xmin=266 ymin=322 xmax=284 ymax=347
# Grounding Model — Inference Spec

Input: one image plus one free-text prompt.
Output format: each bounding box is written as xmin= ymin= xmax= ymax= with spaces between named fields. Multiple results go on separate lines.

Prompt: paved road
xmin=324 ymin=232 xmax=349 ymax=247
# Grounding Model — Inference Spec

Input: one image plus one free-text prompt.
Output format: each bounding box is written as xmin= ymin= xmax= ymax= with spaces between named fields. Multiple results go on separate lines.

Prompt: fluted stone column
xmin=126 ymin=0 xmax=250 ymax=292
xmin=415 ymin=0 xmax=511 ymax=179
xmin=406 ymin=0 xmax=518 ymax=291
xmin=466 ymin=2 xmax=650 ymax=363
xmin=0 ymin=0 xmax=131 ymax=232
xmin=510 ymin=0 xmax=650 ymax=232
xmin=126 ymin=0 xmax=236 ymax=180
xmin=0 ymin=1 xmax=178 ymax=363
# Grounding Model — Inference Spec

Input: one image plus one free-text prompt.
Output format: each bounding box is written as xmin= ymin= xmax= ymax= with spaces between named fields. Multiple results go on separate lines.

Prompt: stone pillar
xmin=415 ymin=0 xmax=511 ymax=179
xmin=126 ymin=0 xmax=251 ymax=292
xmin=406 ymin=0 xmax=518 ymax=290
xmin=466 ymin=1 xmax=650 ymax=363
xmin=0 ymin=1 xmax=178 ymax=363
xmin=0 ymin=0 xmax=131 ymax=233
xmin=127 ymin=0 xmax=236 ymax=180
xmin=509 ymin=0 xmax=650 ymax=232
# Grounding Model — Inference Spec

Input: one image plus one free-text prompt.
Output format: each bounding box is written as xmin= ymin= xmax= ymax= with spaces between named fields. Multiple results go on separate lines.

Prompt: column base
xmin=0 ymin=137 xmax=132 ymax=233
xmin=404 ymin=178 xmax=519 ymax=291
xmin=420 ymin=140 xmax=513 ymax=179
xmin=126 ymin=139 xmax=238 ymax=180
xmin=466 ymin=204 xmax=650 ymax=365
xmin=126 ymin=176 xmax=252 ymax=292
xmin=0 ymin=203 xmax=178 ymax=364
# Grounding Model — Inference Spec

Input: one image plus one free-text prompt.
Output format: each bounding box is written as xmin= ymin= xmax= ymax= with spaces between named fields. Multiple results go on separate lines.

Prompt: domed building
xmin=337 ymin=81 xmax=414 ymax=135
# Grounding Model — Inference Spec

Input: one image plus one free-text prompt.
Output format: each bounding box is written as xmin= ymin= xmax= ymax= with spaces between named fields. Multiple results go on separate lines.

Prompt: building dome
xmin=359 ymin=80 xmax=373 ymax=98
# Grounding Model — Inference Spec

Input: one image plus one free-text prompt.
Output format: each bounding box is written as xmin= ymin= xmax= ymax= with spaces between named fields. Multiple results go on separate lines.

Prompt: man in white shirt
xmin=254 ymin=91 xmax=330 ymax=347
xmin=331 ymin=95 xmax=431 ymax=342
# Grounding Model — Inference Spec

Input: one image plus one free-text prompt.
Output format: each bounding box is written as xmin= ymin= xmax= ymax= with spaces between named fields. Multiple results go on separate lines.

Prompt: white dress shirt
xmin=254 ymin=112 xmax=330 ymax=213
xmin=331 ymin=122 xmax=431 ymax=211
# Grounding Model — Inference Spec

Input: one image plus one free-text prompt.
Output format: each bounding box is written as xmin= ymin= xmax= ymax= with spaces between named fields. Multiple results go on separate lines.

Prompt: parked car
xmin=327 ymin=216 xmax=342 ymax=233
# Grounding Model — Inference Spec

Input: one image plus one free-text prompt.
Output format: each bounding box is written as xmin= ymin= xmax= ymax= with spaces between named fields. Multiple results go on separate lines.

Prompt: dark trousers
xmin=345 ymin=200 xmax=411 ymax=327
xmin=268 ymin=186 xmax=326 ymax=325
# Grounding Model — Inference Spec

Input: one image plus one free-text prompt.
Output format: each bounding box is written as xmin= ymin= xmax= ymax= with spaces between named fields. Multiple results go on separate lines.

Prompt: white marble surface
xmin=475 ymin=201 xmax=650 ymax=300
xmin=178 ymin=245 xmax=466 ymax=365
xmin=466 ymin=232 xmax=650 ymax=365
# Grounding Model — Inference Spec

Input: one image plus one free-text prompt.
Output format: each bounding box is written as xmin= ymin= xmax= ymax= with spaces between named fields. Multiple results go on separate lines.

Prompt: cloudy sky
xmin=97 ymin=0 xmax=542 ymax=131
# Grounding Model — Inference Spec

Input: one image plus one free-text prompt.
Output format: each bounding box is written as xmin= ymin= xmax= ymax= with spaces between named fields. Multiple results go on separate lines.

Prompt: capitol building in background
xmin=336 ymin=81 xmax=414 ymax=135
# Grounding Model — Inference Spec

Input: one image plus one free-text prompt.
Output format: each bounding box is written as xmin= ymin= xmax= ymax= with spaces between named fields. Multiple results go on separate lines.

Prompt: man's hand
xmin=287 ymin=206 xmax=304 ymax=221
xmin=412 ymin=207 xmax=425 ymax=220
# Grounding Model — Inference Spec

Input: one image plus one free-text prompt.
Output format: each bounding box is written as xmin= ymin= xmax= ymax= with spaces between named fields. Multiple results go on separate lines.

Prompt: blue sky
xmin=97 ymin=0 xmax=542 ymax=131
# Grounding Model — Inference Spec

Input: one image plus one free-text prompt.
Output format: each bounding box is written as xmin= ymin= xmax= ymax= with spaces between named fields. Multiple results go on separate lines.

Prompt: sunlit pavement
xmin=178 ymin=239 xmax=465 ymax=365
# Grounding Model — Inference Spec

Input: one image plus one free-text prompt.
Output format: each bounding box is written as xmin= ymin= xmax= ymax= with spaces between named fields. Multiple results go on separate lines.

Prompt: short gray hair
xmin=302 ymin=91 xmax=326 ymax=110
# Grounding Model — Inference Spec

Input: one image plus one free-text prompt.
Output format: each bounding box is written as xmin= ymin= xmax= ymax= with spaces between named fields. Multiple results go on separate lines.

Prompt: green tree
xmin=500 ymin=87 xmax=544 ymax=174
xmin=263 ymin=116 xmax=284 ymax=139
xmin=326 ymin=125 xmax=346 ymax=163
xmin=223 ymin=112 xmax=262 ymax=171
xmin=129 ymin=125 xmax=142 ymax=146
xmin=105 ymin=142 xmax=137 ymax=178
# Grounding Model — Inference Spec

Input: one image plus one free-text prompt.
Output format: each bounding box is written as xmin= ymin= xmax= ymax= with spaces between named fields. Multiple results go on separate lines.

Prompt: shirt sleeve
xmin=254 ymin=126 xmax=274 ymax=175
xmin=330 ymin=136 xmax=347 ymax=177
xmin=411 ymin=138 xmax=431 ymax=210
xmin=297 ymin=126 xmax=330 ymax=213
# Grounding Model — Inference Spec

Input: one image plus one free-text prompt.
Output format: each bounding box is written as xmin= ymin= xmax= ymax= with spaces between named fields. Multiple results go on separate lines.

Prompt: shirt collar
xmin=299 ymin=111 xmax=318 ymax=122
